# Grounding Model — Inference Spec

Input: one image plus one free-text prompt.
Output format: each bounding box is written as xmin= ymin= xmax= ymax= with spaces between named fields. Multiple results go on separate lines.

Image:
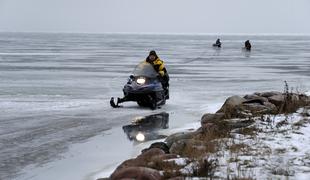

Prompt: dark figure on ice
xmin=110 ymin=50 xmax=169 ymax=109
xmin=244 ymin=40 xmax=251 ymax=51
xmin=213 ymin=38 xmax=222 ymax=48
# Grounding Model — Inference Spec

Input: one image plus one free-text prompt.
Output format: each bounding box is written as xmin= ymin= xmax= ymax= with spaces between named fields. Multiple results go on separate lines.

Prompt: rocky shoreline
xmin=99 ymin=90 xmax=310 ymax=180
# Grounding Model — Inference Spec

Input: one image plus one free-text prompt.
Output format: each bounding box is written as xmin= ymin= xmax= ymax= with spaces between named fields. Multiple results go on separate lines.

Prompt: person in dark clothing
xmin=145 ymin=50 xmax=169 ymax=99
xmin=213 ymin=38 xmax=222 ymax=47
xmin=244 ymin=40 xmax=251 ymax=51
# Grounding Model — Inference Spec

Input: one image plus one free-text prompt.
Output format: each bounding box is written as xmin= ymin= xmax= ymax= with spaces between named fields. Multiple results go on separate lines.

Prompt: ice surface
xmin=0 ymin=33 xmax=310 ymax=180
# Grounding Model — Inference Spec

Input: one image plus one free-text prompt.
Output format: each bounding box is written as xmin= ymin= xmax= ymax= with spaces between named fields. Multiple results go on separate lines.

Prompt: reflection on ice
xmin=122 ymin=112 xmax=169 ymax=142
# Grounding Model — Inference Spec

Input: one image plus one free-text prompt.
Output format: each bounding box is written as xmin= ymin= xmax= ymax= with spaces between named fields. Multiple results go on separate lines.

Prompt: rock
xmin=169 ymin=140 xmax=187 ymax=155
xmin=201 ymin=113 xmax=225 ymax=133
xmin=142 ymin=142 xmax=170 ymax=154
xmin=256 ymin=91 xmax=282 ymax=98
xmin=110 ymin=167 xmax=161 ymax=180
xmin=239 ymin=103 xmax=276 ymax=116
xmin=114 ymin=158 xmax=147 ymax=172
xmin=226 ymin=119 xmax=255 ymax=129
xmin=244 ymin=94 xmax=260 ymax=100
xmin=146 ymin=153 xmax=181 ymax=170
xmin=244 ymin=94 xmax=269 ymax=102
xmin=137 ymin=148 xmax=165 ymax=161
xmin=201 ymin=113 xmax=225 ymax=124
xmin=165 ymin=131 xmax=197 ymax=148
xmin=112 ymin=148 xmax=165 ymax=174
xmin=169 ymin=139 xmax=204 ymax=156
xmin=201 ymin=122 xmax=219 ymax=133
xmin=263 ymin=102 xmax=278 ymax=113
xmin=216 ymin=95 xmax=246 ymax=118
xmin=243 ymin=96 xmax=269 ymax=105
xmin=268 ymin=94 xmax=285 ymax=107
xmin=150 ymin=154 xmax=179 ymax=162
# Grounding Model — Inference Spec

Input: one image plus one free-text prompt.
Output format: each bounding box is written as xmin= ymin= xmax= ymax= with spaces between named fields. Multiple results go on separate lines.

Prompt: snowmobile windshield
xmin=133 ymin=62 xmax=158 ymax=78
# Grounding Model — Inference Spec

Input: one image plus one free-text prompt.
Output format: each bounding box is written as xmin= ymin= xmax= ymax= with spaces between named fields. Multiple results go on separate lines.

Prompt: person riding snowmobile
xmin=145 ymin=50 xmax=169 ymax=99
xmin=244 ymin=40 xmax=251 ymax=51
xmin=110 ymin=50 xmax=169 ymax=108
xmin=214 ymin=38 xmax=221 ymax=47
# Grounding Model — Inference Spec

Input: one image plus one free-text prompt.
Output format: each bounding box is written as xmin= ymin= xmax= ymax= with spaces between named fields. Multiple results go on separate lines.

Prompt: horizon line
xmin=1 ymin=31 xmax=310 ymax=36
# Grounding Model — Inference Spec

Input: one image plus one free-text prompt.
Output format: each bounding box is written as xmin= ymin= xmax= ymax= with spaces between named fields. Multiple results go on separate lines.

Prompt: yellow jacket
xmin=145 ymin=58 xmax=165 ymax=77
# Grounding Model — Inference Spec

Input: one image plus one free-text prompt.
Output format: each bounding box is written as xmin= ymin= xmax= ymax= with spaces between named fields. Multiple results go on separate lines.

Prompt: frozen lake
xmin=0 ymin=33 xmax=309 ymax=179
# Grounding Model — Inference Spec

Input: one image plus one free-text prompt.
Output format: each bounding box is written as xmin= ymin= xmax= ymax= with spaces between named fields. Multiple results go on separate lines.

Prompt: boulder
xmin=268 ymin=94 xmax=285 ymax=107
xmin=255 ymin=91 xmax=282 ymax=98
xmin=137 ymin=148 xmax=165 ymax=161
xmin=216 ymin=95 xmax=246 ymax=118
xmin=244 ymin=93 xmax=269 ymax=101
xmin=150 ymin=154 xmax=179 ymax=162
xmin=169 ymin=140 xmax=187 ymax=155
xmin=201 ymin=113 xmax=225 ymax=124
xmin=114 ymin=158 xmax=147 ymax=172
xmin=142 ymin=142 xmax=170 ymax=154
xmin=146 ymin=153 xmax=181 ymax=170
xmin=263 ymin=102 xmax=278 ymax=113
xmin=110 ymin=167 xmax=161 ymax=180
xmin=115 ymin=148 xmax=165 ymax=171
xmin=165 ymin=131 xmax=198 ymax=148
xmin=238 ymin=103 xmax=277 ymax=116
xmin=169 ymin=139 xmax=204 ymax=156
xmin=225 ymin=119 xmax=255 ymax=129
xmin=244 ymin=94 xmax=261 ymax=100
xmin=201 ymin=122 xmax=219 ymax=133
xmin=243 ymin=96 xmax=269 ymax=105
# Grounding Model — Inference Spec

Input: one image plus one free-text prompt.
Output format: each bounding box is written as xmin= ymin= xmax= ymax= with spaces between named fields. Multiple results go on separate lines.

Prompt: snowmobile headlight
xmin=136 ymin=77 xmax=146 ymax=85
xmin=136 ymin=132 xmax=145 ymax=142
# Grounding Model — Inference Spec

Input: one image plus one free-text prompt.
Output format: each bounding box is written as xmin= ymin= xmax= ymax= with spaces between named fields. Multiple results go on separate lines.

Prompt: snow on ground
xmin=211 ymin=108 xmax=310 ymax=179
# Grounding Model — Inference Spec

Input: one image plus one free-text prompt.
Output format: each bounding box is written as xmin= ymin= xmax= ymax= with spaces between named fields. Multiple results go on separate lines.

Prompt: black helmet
xmin=149 ymin=50 xmax=157 ymax=56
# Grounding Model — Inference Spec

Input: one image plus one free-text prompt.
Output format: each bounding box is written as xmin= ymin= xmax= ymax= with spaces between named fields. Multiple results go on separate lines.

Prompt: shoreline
xmin=100 ymin=90 xmax=310 ymax=179
xmin=91 ymin=121 xmax=202 ymax=180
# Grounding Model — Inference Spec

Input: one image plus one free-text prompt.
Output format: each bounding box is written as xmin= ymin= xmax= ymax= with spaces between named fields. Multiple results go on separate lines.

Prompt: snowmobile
xmin=122 ymin=112 xmax=169 ymax=142
xmin=212 ymin=43 xmax=221 ymax=48
xmin=110 ymin=62 xmax=169 ymax=109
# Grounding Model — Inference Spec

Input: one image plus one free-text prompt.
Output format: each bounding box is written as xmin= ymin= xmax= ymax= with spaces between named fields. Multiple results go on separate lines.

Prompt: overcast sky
xmin=0 ymin=0 xmax=310 ymax=34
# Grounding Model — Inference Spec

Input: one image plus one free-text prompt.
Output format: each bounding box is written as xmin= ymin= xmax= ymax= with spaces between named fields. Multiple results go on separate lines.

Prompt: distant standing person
xmin=213 ymin=38 xmax=222 ymax=48
xmin=244 ymin=40 xmax=251 ymax=51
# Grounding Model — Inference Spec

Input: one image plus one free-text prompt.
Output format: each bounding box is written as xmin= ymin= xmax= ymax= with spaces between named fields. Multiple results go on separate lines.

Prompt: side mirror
xmin=129 ymin=75 xmax=134 ymax=79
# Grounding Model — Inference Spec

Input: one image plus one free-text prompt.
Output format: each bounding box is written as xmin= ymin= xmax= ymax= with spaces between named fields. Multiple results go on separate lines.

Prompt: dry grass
xmin=179 ymin=138 xmax=220 ymax=159
xmin=149 ymin=158 xmax=183 ymax=178
xmin=278 ymin=81 xmax=310 ymax=114
xmin=235 ymin=127 xmax=259 ymax=136
xmin=229 ymin=143 xmax=251 ymax=154
xmin=193 ymin=158 xmax=218 ymax=177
